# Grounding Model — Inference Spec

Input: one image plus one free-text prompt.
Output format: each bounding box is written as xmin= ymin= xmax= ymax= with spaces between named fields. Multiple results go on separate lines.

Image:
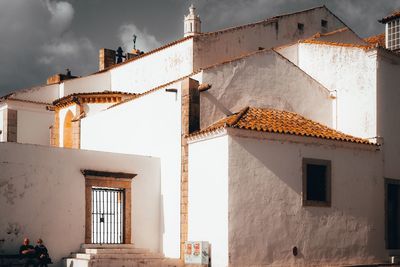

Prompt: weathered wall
xmin=227 ymin=131 xmax=384 ymax=266
xmin=193 ymin=7 xmax=345 ymax=70
xmin=200 ymin=50 xmax=333 ymax=129
xmin=187 ymin=134 xmax=229 ymax=267
xmin=377 ymin=49 xmax=400 ymax=179
xmin=110 ymin=39 xmax=194 ymax=93
xmin=276 ymin=43 xmax=299 ymax=65
xmin=62 ymin=72 xmax=111 ymax=97
xmin=296 ymin=43 xmax=377 ymax=139
xmin=0 ymin=142 xmax=160 ymax=267
xmin=81 ymin=80 xmax=183 ymax=258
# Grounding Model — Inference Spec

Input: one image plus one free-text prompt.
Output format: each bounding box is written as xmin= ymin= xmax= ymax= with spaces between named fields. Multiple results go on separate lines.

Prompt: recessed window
xmin=321 ymin=19 xmax=328 ymax=28
xmin=297 ymin=23 xmax=304 ymax=32
xmin=302 ymin=158 xmax=331 ymax=207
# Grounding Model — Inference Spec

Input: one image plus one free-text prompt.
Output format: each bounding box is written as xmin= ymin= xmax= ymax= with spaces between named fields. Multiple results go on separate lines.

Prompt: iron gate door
xmin=91 ymin=187 xmax=124 ymax=244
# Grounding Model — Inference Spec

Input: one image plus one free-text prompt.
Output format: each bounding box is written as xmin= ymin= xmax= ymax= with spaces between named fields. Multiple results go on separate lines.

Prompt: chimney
xmin=99 ymin=48 xmax=116 ymax=71
xmin=126 ymin=49 xmax=144 ymax=60
xmin=46 ymin=69 xmax=77 ymax=85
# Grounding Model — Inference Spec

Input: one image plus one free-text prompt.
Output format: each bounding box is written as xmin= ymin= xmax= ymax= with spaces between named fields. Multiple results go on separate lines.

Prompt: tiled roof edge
xmin=107 ymin=70 xmax=202 ymax=110
xmin=96 ymin=36 xmax=194 ymax=73
xmin=300 ymin=39 xmax=375 ymax=50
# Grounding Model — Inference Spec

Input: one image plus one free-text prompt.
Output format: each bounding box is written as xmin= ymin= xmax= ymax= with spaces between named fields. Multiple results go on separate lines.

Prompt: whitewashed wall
xmin=81 ymin=81 xmax=183 ymax=258
xmin=294 ymin=43 xmax=377 ymax=139
xmin=227 ymin=131 xmax=384 ymax=266
xmin=2 ymin=101 xmax=53 ymax=146
xmin=0 ymin=142 xmax=160 ymax=267
xmin=193 ymin=7 xmax=345 ymax=70
xmin=377 ymin=49 xmax=400 ymax=179
xmin=62 ymin=72 xmax=111 ymax=97
xmin=110 ymin=39 xmax=194 ymax=93
xmin=10 ymin=84 xmax=60 ymax=103
xmin=200 ymin=50 xmax=333 ymax=129
xmin=17 ymin=109 xmax=53 ymax=146
xmin=188 ymin=134 xmax=229 ymax=267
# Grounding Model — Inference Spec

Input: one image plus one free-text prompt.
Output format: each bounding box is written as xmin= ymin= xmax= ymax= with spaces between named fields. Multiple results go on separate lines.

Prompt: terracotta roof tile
xmin=300 ymin=39 xmax=375 ymax=50
xmin=379 ymin=10 xmax=400 ymax=23
xmin=52 ymin=91 xmax=135 ymax=107
xmin=192 ymin=107 xmax=372 ymax=145
xmin=364 ymin=33 xmax=386 ymax=47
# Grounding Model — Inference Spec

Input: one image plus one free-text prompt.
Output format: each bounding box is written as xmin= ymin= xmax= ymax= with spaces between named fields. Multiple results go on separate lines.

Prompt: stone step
xmin=64 ymin=258 xmax=90 ymax=267
xmin=72 ymin=252 xmax=164 ymax=260
xmin=88 ymin=258 xmax=182 ymax=267
xmin=82 ymin=248 xmax=151 ymax=254
xmin=81 ymin=243 xmax=136 ymax=249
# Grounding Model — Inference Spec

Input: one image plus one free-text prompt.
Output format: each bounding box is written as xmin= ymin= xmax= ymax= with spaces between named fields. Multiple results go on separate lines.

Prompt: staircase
xmin=64 ymin=244 xmax=183 ymax=267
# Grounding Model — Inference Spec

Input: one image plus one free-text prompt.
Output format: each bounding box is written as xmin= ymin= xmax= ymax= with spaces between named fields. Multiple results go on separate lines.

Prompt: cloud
xmin=119 ymin=24 xmax=161 ymax=53
xmin=0 ymin=0 xmax=97 ymax=95
xmin=43 ymin=0 xmax=74 ymax=34
xmin=38 ymin=33 xmax=96 ymax=75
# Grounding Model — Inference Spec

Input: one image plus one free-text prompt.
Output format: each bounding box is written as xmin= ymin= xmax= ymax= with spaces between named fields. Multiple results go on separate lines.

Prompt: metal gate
xmin=91 ymin=187 xmax=124 ymax=244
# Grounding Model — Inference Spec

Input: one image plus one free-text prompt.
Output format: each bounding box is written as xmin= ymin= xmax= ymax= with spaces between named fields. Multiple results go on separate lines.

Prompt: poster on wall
xmin=184 ymin=241 xmax=210 ymax=265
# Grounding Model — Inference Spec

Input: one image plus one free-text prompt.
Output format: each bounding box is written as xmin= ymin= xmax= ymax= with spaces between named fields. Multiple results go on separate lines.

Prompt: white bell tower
xmin=184 ymin=4 xmax=201 ymax=37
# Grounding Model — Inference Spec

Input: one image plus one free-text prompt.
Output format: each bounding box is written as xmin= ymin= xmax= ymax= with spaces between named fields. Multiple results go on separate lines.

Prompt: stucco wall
xmin=1 ymin=101 xmax=53 ymax=146
xmin=227 ymin=131 xmax=384 ymax=266
xmin=200 ymin=50 xmax=333 ymax=129
xmin=296 ymin=43 xmax=377 ymax=139
xmin=17 ymin=109 xmax=53 ymax=146
xmin=188 ymin=134 xmax=229 ymax=267
xmin=193 ymin=7 xmax=345 ymax=70
xmin=10 ymin=84 xmax=60 ymax=104
xmin=0 ymin=142 xmax=160 ymax=267
xmin=81 ymin=81 xmax=183 ymax=258
xmin=62 ymin=72 xmax=111 ymax=96
xmin=377 ymin=50 xmax=400 ymax=179
xmin=110 ymin=39 xmax=194 ymax=94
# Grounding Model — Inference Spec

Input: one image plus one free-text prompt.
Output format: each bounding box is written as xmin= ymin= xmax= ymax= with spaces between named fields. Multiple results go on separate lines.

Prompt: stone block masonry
xmin=180 ymin=78 xmax=200 ymax=258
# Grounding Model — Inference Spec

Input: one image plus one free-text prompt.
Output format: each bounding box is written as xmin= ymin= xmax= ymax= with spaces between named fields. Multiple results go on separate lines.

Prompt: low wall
xmin=0 ymin=142 xmax=161 ymax=267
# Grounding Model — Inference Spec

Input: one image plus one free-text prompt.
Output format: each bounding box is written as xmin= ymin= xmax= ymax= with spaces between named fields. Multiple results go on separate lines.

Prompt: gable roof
xmin=200 ymin=6 xmax=326 ymax=37
xmin=191 ymin=107 xmax=372 ymax=145
xmin=379 ymin=10 xmax=400 ymax=23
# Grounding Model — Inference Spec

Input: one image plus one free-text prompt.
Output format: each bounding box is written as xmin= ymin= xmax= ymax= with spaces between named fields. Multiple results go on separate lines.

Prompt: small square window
xmin=297 ymin=23 xmax=304 ymax=32
xmin=321 ymin=19 xmax=328 ymax=28
xmin=302 ymin=158 xmax=331 ymax=207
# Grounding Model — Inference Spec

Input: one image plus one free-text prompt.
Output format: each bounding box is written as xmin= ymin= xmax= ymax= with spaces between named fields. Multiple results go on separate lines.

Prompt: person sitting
xmin=34 ymin=239 xmax=51 ymax=267
xmin=19 ymin=238 xmax=38 ymax=267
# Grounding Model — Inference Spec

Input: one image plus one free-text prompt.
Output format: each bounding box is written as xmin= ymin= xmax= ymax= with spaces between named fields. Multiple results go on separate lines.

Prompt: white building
xmin=1 ymin=5 xmax=400 ymax=267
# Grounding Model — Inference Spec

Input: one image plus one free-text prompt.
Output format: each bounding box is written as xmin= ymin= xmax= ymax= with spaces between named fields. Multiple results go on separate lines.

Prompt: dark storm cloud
xmin=0 ymin=0 xmax=399 ymax=96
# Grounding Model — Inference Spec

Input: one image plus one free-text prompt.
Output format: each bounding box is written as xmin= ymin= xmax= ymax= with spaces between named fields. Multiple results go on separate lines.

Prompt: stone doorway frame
xmin=82 ymin=170 xmax=136 ymax=244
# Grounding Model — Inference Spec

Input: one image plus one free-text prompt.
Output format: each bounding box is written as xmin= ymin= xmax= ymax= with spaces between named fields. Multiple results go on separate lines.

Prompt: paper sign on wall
xmin=184 ymin=241 xmax=210 ymax=265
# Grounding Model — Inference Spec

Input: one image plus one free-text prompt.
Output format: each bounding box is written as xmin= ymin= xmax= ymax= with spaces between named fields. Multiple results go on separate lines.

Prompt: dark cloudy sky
xmin=0 ymin=0 xmax=399 ymax=96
